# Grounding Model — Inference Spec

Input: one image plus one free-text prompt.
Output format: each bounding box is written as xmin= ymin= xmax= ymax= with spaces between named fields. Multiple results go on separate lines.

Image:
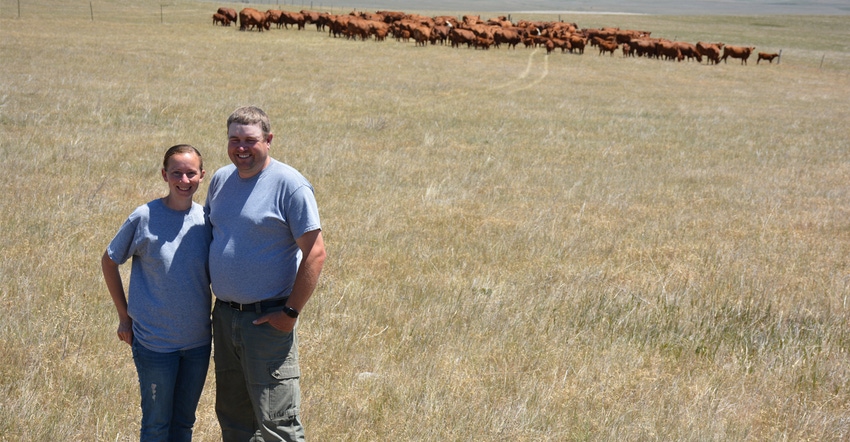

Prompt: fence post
xmin=90 ymin=2 xmax=94 ymax=21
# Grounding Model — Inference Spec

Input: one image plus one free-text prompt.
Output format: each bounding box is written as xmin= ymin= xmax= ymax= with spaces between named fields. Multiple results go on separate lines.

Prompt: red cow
xmin=413 ymin=26 xmax=431 ymax=47
xmin=217 ymin=7 xmax=237 ymax=24
xmin=696 ymin=42 xmax=724 ymax=65
xmin=265 ymin=10 xmax=283 ymax=29
xmin=300 ymin=10 xmax=320 ymax=27
xmin=474 ymin=35 xmax=494 ymax=50
xmin=281 ymin=11 xmax=306 ymax=30
xmin=595 ymin=37 xmax=618 ymax=56
xmin=757 ymin=52 xmax=780 ymax=64
xmin=675 ymin=42 xmax=702 ymax=62
xmin=376 ymin=10 xmax=406 ymax=23
xmin=239 ymin=8 xmax=269 ymax=32
xmin=328 ymin=14 xmax=350 ymax=38
xmin=346 ymin=18 xmax=372 ymax=40
xmin=373 ymin=27 xmax=389 ymax=41
xmin=568 ymin=35 xmax=586 ymax=54
xmin=656 ymin=40 xmax=683 ymax=61
xmin=449 ymin=28 xmax=476 ymax=48
xmin=722 ymin=45 xmax=755 ymax=64
xmin=493 ymin=28 xmax=521 ymax=49
xmin=368 ymin=21 xmax=390 ymax=40
xmin=212 ymin=13 xmax=230 ymax=26
xmin=550 ymin=37 xmax=570 ymax=53
xmin=630 ymin=39 xmax=657 ymax=58
xmin=462 ymin=15 xmax=481 ymax=26
xmin=430 ymin=25 xmax=449 ymax=45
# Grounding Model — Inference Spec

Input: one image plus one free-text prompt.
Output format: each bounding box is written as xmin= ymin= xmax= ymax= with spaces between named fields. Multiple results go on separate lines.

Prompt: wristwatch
xmin=282 ymin=306 xmax=299 ymax=318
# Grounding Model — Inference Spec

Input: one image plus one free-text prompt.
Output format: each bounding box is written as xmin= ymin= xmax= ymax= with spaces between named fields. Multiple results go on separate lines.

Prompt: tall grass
xmin=1 ymin=0 xmax=849 ymax=440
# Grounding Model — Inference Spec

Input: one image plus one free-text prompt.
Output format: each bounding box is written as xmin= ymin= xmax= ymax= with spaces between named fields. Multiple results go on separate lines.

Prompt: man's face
xmin=227 ymin=122 xmax=272 ymax=179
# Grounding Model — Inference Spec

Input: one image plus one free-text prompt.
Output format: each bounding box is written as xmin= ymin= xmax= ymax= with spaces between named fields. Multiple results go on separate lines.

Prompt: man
xmin=206 ymin=106 xmax=326 ymax=441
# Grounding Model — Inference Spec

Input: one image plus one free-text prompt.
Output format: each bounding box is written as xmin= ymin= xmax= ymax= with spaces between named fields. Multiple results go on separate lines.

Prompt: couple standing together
xmin=101 ymin=106 xmax=327 ymax=441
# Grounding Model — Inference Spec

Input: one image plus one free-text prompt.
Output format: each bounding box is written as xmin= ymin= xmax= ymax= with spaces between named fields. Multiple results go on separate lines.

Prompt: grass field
xmin=1 ymin=0 xmax=850 ymax=440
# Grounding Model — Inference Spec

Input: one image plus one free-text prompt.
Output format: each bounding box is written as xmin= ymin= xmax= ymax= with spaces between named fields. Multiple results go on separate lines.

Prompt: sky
xmin=263 ymin=0 xmax=850 ymax=15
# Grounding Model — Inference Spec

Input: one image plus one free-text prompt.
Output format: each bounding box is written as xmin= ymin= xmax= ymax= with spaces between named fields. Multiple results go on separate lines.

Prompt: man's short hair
xmin=227 ymin=106 xmax=271 ymax=137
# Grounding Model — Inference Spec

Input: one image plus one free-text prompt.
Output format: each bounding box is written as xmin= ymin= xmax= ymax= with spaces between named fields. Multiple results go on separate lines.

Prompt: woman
xmin=101 ymin=144 xmax=212 ymax=441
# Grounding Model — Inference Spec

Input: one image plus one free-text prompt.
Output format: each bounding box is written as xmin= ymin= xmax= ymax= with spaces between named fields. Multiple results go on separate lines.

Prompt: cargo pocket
xmin=266 ymin=360 xmax=300 ymax=415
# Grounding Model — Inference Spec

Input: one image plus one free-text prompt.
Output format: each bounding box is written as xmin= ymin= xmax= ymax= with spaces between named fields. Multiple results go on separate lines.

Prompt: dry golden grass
xmin=1 ymin=0 xmax=849 ymax=440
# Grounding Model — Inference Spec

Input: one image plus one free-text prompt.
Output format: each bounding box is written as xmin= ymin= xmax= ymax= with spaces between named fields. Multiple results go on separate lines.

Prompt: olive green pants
xmin=213 ymin=304 xmax=304 ymax=442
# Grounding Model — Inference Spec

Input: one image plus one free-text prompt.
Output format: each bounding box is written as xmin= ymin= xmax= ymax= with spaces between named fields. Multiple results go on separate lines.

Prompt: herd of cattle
xmin=212 ymin=7 xmax=780 ymax=65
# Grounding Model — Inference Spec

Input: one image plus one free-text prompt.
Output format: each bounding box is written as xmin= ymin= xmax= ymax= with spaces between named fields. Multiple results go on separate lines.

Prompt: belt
xmin=216 ymin=297 xmax=288 ymax=313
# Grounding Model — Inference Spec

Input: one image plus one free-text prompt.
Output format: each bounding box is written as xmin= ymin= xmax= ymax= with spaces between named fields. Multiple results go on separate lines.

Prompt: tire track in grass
xmin=490 ymin=48 xmax=549 ymax=94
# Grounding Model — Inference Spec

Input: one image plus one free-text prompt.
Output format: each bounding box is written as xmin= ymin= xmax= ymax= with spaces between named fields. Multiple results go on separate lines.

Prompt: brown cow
xmin=376 ymin=10 xmax=406 ymax=23
xmin=300 ymin=10 xmax=320 ymax=27
xmin=281 ymin=11 xmax=306 ymax=30
xmin=266 ymin=9 xmax=283 ymax=29
xmin=430 ymin=25 xmax=449 ymax=45
xmin=413 ymin=26 xmax=431 ymax=47
xmin=433 ymin=16 xmax=459 ymax=27
xmin=217 ymin=7 xmax=237 ymax=24
xmin=327 ymin=14 xmax=350 ymax=38
xmin=368 ymin=21 xmax=390 ymax=40
xmin=449 ymin=28 xmax=476 ymax=48
xmin=722 ymin=45 xmax=755 ymax=64
xmin=629 ymin=38 xmax=657 ymax=58
xmin=213 ymin=13 xmax=230 ymax=26
xmin=675 ymin=42 xmax=702 ymax=62
xmin=550 ymin=37 xmax=570 ymax=53
xmin=462 ymin=15 xmax=481 ymax=26
xmin=493 ymin=28 xmax=521 ymax=49
xmin=239 ymin=8 xmax=269 ymax=32
xmin=346 ymin=17 xmax=372 ymax=40
xmin=696 ymin=42 xmax=724 ymax=65
xmin=656 ymin=40 xmax=683 ymax=61
xmin=568 ymin=35 xmax=586 ymax=54
xmin=594 ymin=37 xmax=618 ymax=56
xmin=373 ymin=27 xmax=389 ymax=41
xmin=474 ymin=35 xmax=494 ymax=50
xmin=757 ymin=52 xmax=780 ymax=64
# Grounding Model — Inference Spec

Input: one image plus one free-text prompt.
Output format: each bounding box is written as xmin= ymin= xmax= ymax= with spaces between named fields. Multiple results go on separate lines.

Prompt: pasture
xmin=1 ymin=0 xmax=850 ymax=440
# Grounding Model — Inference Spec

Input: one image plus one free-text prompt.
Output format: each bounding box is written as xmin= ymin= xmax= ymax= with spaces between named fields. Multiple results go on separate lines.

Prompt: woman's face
xmin=161 ymin=152 xmax=204 ymax=199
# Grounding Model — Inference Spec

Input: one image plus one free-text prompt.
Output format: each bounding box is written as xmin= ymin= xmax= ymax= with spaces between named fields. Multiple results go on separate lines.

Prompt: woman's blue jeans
xmin=132 ymin=338 xmax=211 ymax=442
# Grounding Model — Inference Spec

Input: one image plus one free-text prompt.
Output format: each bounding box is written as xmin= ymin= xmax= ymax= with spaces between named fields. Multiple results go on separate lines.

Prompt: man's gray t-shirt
xmin=107 ymin=199 xmax=212 ymax=352
xmin=206 ymin=159 xmax=321 ymax=304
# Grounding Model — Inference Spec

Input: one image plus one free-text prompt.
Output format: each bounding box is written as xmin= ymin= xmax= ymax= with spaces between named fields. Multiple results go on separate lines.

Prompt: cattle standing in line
xmin=757 ymin=52 xmax=780 ymax=64
xmin=722 ymin=45 xmax=756 ymax=64
xmin=215 ymin=7 xmax=757 ymax=70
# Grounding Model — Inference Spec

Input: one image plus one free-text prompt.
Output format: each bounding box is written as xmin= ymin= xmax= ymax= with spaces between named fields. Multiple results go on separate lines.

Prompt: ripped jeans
xmin=213 ymin=303 xmax=304 ymax=442
xmin=132 ymin=339 xmax=211 ymax=442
